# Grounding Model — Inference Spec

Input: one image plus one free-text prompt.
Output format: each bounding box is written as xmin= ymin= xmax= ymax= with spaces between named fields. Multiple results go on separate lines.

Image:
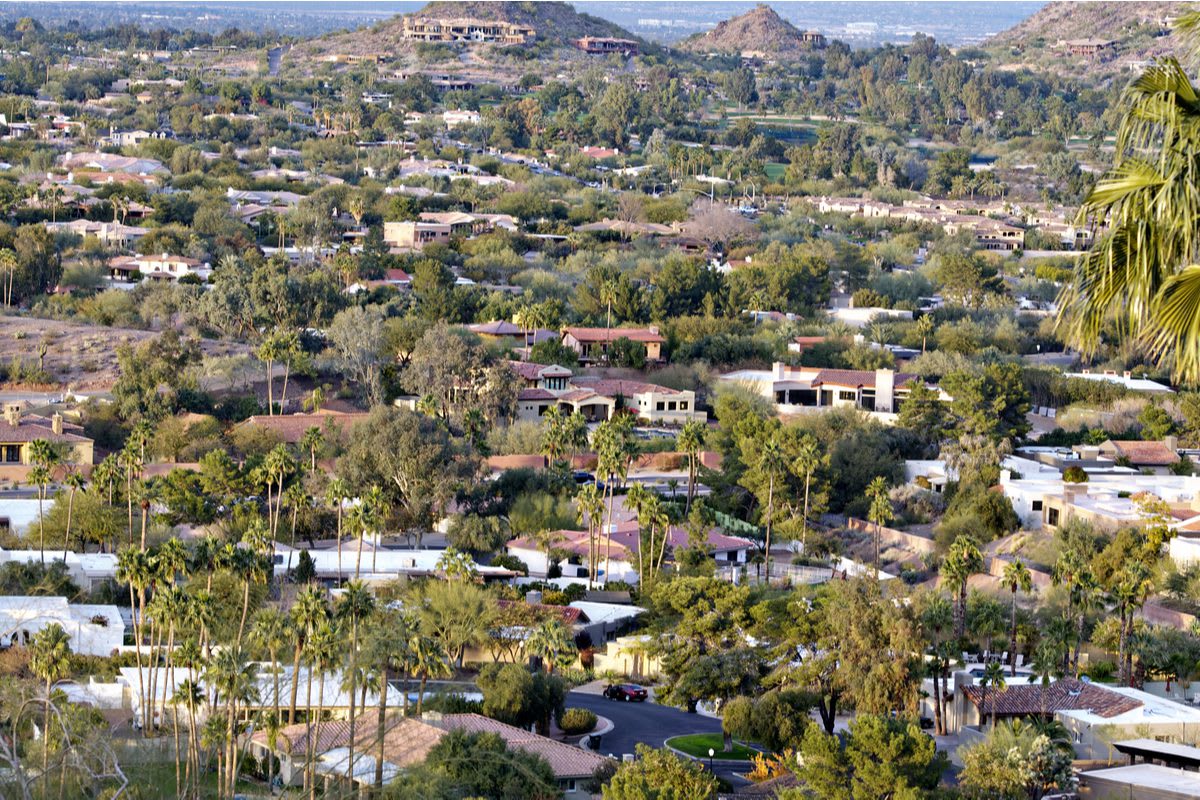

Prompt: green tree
xmin=29 ymin=622 xmax=72 ymax=784
xmin=603 ymin=744 xmax=718 ymax=800
xmin=1002 ymin=559 xmax=1033 ymax=676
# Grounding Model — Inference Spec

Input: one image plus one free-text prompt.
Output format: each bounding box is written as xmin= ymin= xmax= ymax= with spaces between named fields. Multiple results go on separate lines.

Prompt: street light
xmin=708 ymin=747 xmax=714 ymax=772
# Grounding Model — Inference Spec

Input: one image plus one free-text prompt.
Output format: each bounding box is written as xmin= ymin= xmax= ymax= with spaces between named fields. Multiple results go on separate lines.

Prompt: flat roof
xmin=1081 ymin=764 xmax=1200 ymax=797
xmin=1113 ymin=739 xmax=1200 ymax=769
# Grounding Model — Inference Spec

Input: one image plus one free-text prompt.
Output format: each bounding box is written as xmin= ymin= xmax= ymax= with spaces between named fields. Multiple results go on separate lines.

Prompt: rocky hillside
xmin=988 ymin=1 xmax=1185 ymax=68
xmin=301 ymin=1 xmax=639 ymax=60
xmin=677 ymin=4 xmax=818 ymax=57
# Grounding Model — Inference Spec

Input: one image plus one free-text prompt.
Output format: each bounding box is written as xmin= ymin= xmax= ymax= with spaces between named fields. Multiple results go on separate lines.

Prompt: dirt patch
xmin=0 ymin=315 xmax=250 ymax=391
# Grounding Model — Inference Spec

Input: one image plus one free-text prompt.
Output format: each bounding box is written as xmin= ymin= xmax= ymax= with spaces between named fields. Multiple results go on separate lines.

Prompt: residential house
xmin=107 ymin=253 xmax=212 ymax=283
xmin=507 ymin=361 xmax=703 ymax=425
xmin=46 ymin=219 xmax=149 ymax=248
xmin=1063 ymin=38 xmax=1116 ymax=58
xmin=234 ymin=410 xmax=371 ymax=445
xmin=561 ymin=327 xmax=665 ymax=363
xmin=0 ymin=404 xmax=94 ymax=468
xmin=1097 ymin=438 xmax=1181 ymax=473
xmin=575 ymin=37 xmax=639 ymax=56
xmin=382 ymin=220 xmax=453 ymax=250
xmin=468 ymin=321 xmax=557 ymax=348
xmin=719 ymin=363 xmax=940 ymax=420
xmin=61 ymin=151 xmax=164 ymax=175
xmin=271 ymin=543 xmax=517 ymax=585
xmin=0 ymin=596 xmax=124 ymax=656
xmin=999 ymin=470 xmax=1200 ymax=532
xmin=1064 ymin=370 xmax=1173 ymax=394
xmin=0 ymin=548 xmax=118 ymax=592
xmin=400 ymin=17 xmax=535 ymax=44
xmin=442 ymin=109 xmax=481 ymax=128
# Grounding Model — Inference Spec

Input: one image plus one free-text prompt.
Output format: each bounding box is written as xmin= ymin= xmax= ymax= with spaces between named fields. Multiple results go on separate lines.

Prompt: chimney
xmin=1166 ymin=435 xmax=1179 ymax=453
xmin=51 ymin=413 xmax=63 ymax=435
xmin=525 ymin=590 xmax=542 ymax=605
xmin=874 ymin=368 xmax=895 ymax=413
xmin=1123 ymin=371 xmax=1132 ymax=380
xmin=3 ymin=404 xmax=19 ymax=427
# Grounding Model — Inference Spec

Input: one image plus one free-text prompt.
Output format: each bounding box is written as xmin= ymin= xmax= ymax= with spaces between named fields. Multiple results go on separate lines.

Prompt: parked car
xmin=603 ymin=684 xmax=648 ymax=702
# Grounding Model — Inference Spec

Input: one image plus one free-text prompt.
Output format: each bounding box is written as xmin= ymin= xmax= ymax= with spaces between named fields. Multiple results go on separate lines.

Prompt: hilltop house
xmin=508 ymin=361 xmax=704 ymax=425
xmin=107 ymin=253 xmax=211 ymax=283
xmin=561 ymin=327 xmax=665 ymax=364
xmin=400 ymin=17 xmax=535 ymax=44
xmin=575 ymin=37 xmax=639 ymax=56
xmin=0 ymin=404 xmax=94 ymax=469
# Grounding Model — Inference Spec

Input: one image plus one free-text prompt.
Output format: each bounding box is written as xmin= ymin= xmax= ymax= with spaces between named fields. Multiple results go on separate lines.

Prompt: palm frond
xmin=1142 ymin=265 xmax=1200 ymax=384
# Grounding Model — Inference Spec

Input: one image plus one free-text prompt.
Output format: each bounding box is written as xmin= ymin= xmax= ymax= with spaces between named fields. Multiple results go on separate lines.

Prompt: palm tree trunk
xmin=931 ymin=660 xmax=943 ymax=735
xmin=764 ymin=474 xmax=774 ymax=583
xmin=802 ymin=473 xmax=811 ymax=550
xmin=288 ymin=642 xmax=302 ymax=725
xmin=65 ymin=489 xmax=75 ymax=553
xmin=265 ymin=358 xmax=274 ymax=415
xmin=1009 ymin=590 xmax=1019 ymax=676
xmin=375 ymin=669 xmax=388 ymax=787
xmin=38 ymin=488 xmax=45 ymax=565
xmin=309 ymin=679 xmax=325 ymax=800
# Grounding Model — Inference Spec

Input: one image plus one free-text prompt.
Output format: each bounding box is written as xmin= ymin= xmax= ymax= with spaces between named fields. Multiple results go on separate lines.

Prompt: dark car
xmin=603 ymin=683 xmax=648 ymax=702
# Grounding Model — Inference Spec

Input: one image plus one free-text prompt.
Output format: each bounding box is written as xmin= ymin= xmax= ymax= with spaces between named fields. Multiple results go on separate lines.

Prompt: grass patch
xmin=666 ymin=733 xmax=759 ymax=761
xmin=763 ymin=162 xmax=787 ymax=181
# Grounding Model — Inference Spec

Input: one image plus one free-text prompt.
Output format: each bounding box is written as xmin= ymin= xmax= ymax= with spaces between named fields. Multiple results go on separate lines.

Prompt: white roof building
xmin=1065 ymin=370 xmax=1174 ymax=393
xmin=272 ymin=544 xmax=516 ymax=583
xmin=0 ymin=596 xmax=124 ymax=656
xmin=0 ymin=547 xmax=119 ymax=591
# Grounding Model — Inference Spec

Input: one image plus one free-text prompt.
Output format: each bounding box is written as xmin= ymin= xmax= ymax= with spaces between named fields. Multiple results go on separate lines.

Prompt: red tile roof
xmin=495 ymin=598 xmax=584 ymax=626
xmin=438 ymin=713 xmax=610 ymax=778
xmin=236 ymin=411 xmax=369 ymax=444
xmin=962 ymin=678 xmax=1142 ymax=719
xmin=518 ymin=388 xmax=558 ymax=401
xmin=0 ymin=416 xmax=91 ymax=444
xmin=811 ymin=369 xmax=917 ymax=389
xmin=568 ymin=377 xmax=680 ymax=397
xmin=1101 ymin=440 xmax=1180 ymax=467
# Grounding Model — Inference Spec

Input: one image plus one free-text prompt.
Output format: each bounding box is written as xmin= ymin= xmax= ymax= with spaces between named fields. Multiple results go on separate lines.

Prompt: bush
xmin=1062 ymin=466 xmax=1088 ymax=483
xmin=559 ymin=707 xmax=598 ymax=735
xmin=1086 ymin=660 xmax=1116 ymax=682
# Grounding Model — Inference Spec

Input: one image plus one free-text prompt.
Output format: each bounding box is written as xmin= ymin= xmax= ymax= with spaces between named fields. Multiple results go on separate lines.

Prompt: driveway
xmin=567 ymin=687 xmax=749 ymax=786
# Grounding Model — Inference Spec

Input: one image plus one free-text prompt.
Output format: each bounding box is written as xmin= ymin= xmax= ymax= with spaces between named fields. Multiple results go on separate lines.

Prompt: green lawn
xmin=666 ymin=733 xmax=760 ymax=761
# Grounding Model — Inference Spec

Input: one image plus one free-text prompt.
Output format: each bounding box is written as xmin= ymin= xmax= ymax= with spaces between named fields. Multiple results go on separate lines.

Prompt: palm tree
xmin=526 ymin=620 xmax=576 ymax=675
xmin=1029 ymin=641 xmax=1060 ymax=722
xmin=29 ymin=622 xmax=71 ymax=786
xmin=576 ymin=483 xmax=604 ymax=586
xmin=116 ymin=546 xmax=154 ymax=733
xmin=155 ymin=585 xmax=189 ymax=796
xmin=790 ymin=435 xmax=820 ymax=552
xmin=920 ymin=594 xmax=954 ymax=735
xmin=289 ymin=585 xmax=328 ymax=725
xmin=304 ymin=621 xmax=340 ymax=800
xmin=1058 ymin=28 xmax=1200 ymax=384
xmin=325 ymin=477 xmax=350 ymax=579
xmin=755 ymin=435 xmax=788 ymax=582
xmin=1002 ymin=559 xmax=1033 ymax=675
xmin=205 ymin=648 xmax=260 ymax=798
xmin=27 ymin=463 xmax=51 ymax=564
xmin=171 ymin=677 xmax=204 ymax=800
xmin=411 ymin=635 xmax=450 ymax=716
xmin=59 ymin=471 xmax=85 ymax=552
xmin=364 ymin=608 xmax=414 ymax=788
xmin=250 ymin=608 xmax=291 ymax=789
xmin=678 ymin=419 xmax=705 ymax=514
xmin=300 ymin=425 xmax=324 ymax=471
xmin=335 ymin=580 xmax=376 ymax=785
xmin=1071 ymin=572 xmax=1101 ymax=676
xmin=866 ymin=476 xmax=893 ymax=572
xmin=979 ymin=661 xmax=1007 ymax=730
xmin=945 ymin=536 xmax=983 ymax=639
xmin=1113 ymin=560 xmax=1153 ymax=686
xmin=915 ymin=314 xmax=935 ymax=354
xmin=0 ymin=247 xmax=16 ymax=307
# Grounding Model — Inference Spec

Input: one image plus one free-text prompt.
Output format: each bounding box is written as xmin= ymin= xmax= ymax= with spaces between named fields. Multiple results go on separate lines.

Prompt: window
xmin=838 ymin=390 xmax=856 ymax=401
xmin=3 ymin=445 xmax=18 ymax=463
xmin=668 ymin=401 xmax=677 ymax=411
xmin=1047 ymin=508 xmax=1059 ymax=526
xmin=680 ymin=401 xmax=688 ymax=410
xmin=1031 ymin=500 xmax=1043 ymax=511
xmin=656 ymin=402 xmax=664 ymax=411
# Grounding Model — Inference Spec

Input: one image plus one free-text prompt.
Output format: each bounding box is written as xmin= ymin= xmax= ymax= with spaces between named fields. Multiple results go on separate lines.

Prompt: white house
xmin=1064 ymin=370 xmax=1174 ymax=394
xmin=720 ymin=363 xmax=941 ymax=421
xmin=108 ymin=253 xmax=212 ymax=283
xmin=272 ymin=543 xmax=517 ymax=584
xmin=0 ymin=596 xmax=124 ymax=656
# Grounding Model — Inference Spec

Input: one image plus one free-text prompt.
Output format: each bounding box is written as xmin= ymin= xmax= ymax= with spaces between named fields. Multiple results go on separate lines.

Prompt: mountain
xmin=988 ymin=1 xmax=1185 ymax=67
xmin=676 ymin=4 xmax=819 ymax=57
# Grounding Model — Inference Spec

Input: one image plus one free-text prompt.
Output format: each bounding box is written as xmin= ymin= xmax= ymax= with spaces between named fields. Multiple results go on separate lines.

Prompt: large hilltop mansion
xmin=400 ymin=16 xmax=535 ymax=45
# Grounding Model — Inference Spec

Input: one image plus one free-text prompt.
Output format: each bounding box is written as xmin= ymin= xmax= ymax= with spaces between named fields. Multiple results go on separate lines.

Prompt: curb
xmin=662 ymin=738 xmax=758 ymax=768
xmin=576 ymin=714 xmax=615 ymax=749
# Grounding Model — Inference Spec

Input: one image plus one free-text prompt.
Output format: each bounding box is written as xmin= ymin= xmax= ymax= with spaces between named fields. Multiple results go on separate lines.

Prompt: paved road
xmin=568 ymin=690 xmax=722 ymax=759
xmin=567 ymin=689 xmax=749 ymax=787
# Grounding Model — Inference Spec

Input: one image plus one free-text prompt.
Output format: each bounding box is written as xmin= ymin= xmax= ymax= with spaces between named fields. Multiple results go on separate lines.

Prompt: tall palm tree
xmin=250 ymin=608 xmax=291 ymax=789
xmin=1113 ymin=560 xmax=1153 ymax=686
xmin=62 ymin=472 xmax=86 ymax=552
xmin=755 ymin=435 xmax=788 ymax=582
xmin=171 ymin=677 xmax=205 ymax=800
xmin=678 ymin=419 xmax=705 ymax=514
xmin=1071 ymin=572 xmax=1101 ymax=676
xmin=364 ymin=608 xmax=414 ymax=788
xmin=411 ymin=635 xmax=450 ymax=716
xmin=27 ymin=463 xmax=51 ymax=564
xmin=920 ymin=594 xmax=954 ymax=735
xmin=790 ymin=435 xmax=820 ymax=551
xmin=29 ymin=622 xmax=72 ymax=786
xmin=1002 ymin=559 xmax=1033 ymax=675
xmin=304 ymin=621 xmax=340 ymax=800
xmin=288 ymin=585 xmax=328 ymax=725
xmin=300 ymin=425 xmax=324 ymax=471
xmin=576 ymin=483 xmax=604 ymax=587
xmin=326 ymin=477 xmax=350 ymax=579
xmin=205 ymin=648 xmax=260 ymax=798
xmin=335 ymin=580 xmax=376 ymax=785
xmin=116 ymin=546 xmax=154 ymax=734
